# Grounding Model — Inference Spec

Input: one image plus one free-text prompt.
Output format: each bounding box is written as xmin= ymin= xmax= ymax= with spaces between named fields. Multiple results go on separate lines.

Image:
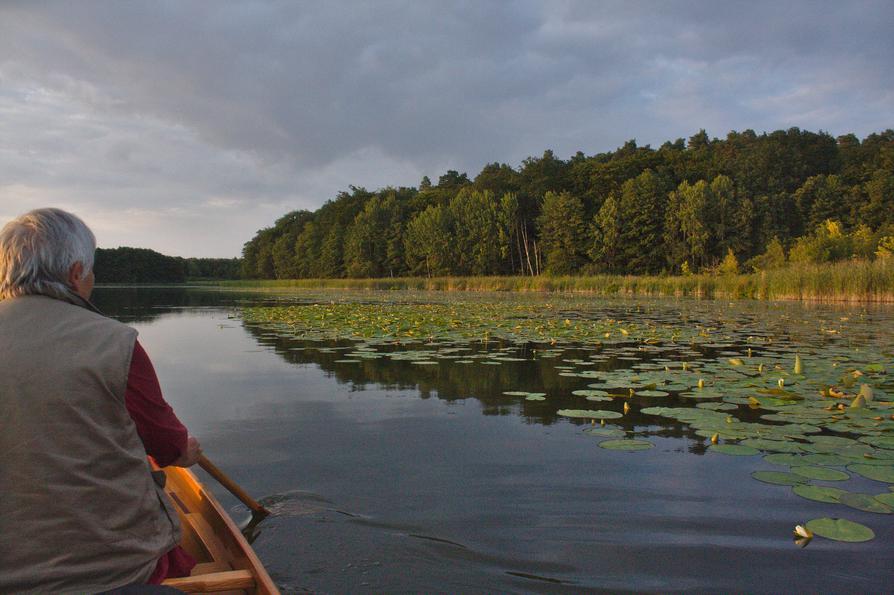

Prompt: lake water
xmin=93 ymin=287 xmax=894 ymax=594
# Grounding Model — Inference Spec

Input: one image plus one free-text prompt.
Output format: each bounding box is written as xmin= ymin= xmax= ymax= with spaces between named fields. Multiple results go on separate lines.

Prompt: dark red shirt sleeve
xmin=125 ymin=340 xmax=188 ymax=467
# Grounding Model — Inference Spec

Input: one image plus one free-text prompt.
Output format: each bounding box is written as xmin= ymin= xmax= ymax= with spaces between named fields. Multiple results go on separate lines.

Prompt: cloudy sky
xmin=1 ymin=1 xmax=891 ymax=257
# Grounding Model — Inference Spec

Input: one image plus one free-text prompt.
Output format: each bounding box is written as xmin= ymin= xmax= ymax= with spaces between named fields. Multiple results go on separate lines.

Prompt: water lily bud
xmin=793 ymin=525 xmax=813 ymax=539
xmin=794 ymin=355 xmax=803 ymax=375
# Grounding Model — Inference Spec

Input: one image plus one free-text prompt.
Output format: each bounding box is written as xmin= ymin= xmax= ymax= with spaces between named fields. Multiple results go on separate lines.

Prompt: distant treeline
xmin=94 ymin=247 xmax=241 ymax=283
xmin=242 ymin=128 xmax=894 ymax=279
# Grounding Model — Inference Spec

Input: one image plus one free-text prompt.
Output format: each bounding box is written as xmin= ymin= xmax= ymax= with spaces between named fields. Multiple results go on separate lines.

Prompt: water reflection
xmin=92 ymin=287 xmax=894 ymax=593
xmin=95 ymin=285 xmax=894 ymax=443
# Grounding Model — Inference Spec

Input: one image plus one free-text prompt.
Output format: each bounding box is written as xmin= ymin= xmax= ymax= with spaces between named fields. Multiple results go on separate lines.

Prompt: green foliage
xmin=665 ymin=179 xmax=710 ymax=270
xmin=787 ymin=220 xmax=880 ymax=264
xmin=877 ymin=236 xmax=894 ymax=260
xmin=718 ymin=248 xmax=739 ymax=275
xmin=860 ymin=169 xmax=894 ymax=229
xmin=404 ymin=204 xmax=454 ymax=277
xmin=95 ymin=247 xmax=187 ymax=283
xmin=616 ymin=169 xmax=671 ymax=273
xmin=240 ymin=128 xmax=894 ymax=280
xmin=343 ymin=195 xmax=404 ymax=277
xmin=449 ymin=190 xmax=509 ymax=275
xmin=746 ymin=237 xmax=786 ymax=271
xmin=795 ymin=175 xmax=849 ymax=232
xmin=184 ymin=257 xmax=241 ymax=280
xmin=537 ymin=191 xmax=587 ymax=275
xmin=588 ymin=193 xmax=621 ymax=272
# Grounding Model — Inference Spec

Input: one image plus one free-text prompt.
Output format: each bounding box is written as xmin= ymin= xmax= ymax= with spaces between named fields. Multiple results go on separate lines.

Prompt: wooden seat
xmin=163 ymin=569 xmax=255 ymax=593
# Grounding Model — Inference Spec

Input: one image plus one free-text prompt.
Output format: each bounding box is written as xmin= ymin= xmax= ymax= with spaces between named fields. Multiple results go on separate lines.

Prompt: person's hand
xmin=172 ymin=435 xmax=202 ymax=467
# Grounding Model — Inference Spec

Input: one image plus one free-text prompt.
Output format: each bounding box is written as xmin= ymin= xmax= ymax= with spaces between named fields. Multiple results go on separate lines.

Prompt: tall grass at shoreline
xmin=216 ymin=259 xmax=894 ymax=302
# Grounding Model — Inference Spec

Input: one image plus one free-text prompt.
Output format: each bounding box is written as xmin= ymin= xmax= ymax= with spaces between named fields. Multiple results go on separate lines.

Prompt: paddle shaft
xmin=198 ymin=454 xmax=270 ymax=517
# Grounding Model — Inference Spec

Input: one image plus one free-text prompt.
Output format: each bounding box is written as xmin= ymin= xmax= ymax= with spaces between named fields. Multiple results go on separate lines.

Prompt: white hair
xmin=0 ymin=208 xmax=96 ymax=300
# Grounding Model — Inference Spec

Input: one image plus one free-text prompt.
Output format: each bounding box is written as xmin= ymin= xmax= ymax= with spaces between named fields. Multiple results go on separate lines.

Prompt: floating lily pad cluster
xmin=240 ymin=291 xmax=894 ymax=544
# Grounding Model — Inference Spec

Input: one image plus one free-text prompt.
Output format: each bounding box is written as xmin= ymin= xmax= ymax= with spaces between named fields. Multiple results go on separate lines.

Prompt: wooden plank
xmin=163 ymin=569 xmax=254 ymax=593
xmin=178 ymin=519 xmax=212 ymax=564
xmin=186 ymin=512 xmax=236 ymax=567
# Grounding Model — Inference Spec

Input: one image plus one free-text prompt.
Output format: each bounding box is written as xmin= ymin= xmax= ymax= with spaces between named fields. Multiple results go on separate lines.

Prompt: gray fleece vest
xmin=0 ymin=295 xmax=180 ymax=593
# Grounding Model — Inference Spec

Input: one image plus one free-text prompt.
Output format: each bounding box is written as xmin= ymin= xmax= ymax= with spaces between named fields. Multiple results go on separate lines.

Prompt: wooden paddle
xmin=198 ymin=454 xmax=271 ymax=518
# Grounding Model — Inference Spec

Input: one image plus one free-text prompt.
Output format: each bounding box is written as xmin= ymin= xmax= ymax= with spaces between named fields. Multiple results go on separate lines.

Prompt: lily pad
xmin=839 ymin=492 xmax=894 ymax=514
xmin=740 ymin=438 xmax=804 ymax=454
xmin=584 ymin=427 xmax=626 ymax=438
xmin=860 ymin=436 xmax=894 ymax=450
xmin=635 ymin=390 xmax=670 ymax=397
xmin=525 ymin=395 xmax=547 ymax=401
xmin=763 ymin=453 xmax=803 ymax=466
xmin=792 ymin=484 xmax=847 ymax=503
xmin=557 ymin=409 xmax=623 ymax=419
xmin=697 ymin=402 xmax=738 ymax=411
xmin=598 ymin=439 xmax=654 ymax=451
xmin=791 ymin=466 xmax=850 ymax=481
xmin=809 ymin=435 xmax=858 ymax=448
xmin=847 ymin=464 xmax=894 ymax=483
xmin=802 ymin=453 xmax=850 ymax=466
xmin=751 ymin=471 xmax=807 ymax=486
xmin=572 ymin=389 xmax=610 ymax=398
xmin=805 ymin=518 xmax=875 ymax=542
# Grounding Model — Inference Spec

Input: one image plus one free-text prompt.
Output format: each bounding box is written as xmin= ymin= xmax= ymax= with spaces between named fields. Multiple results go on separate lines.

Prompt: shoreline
xmin=210 ymin=259 xmax=894 ymax=303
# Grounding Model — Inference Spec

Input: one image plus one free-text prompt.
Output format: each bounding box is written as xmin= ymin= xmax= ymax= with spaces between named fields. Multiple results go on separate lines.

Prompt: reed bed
xmin=219 ymin=259 xmax=894 ymax=302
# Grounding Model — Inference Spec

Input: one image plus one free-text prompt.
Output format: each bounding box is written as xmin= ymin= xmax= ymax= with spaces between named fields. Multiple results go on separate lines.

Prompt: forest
xmin=94 ymin=247 xmax=240 ymax=283
xmin=241 ymin=128 xmax=894 ymax=279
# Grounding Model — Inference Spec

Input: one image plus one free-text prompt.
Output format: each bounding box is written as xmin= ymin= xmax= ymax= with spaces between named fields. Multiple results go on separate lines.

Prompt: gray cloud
xmin=0 ymin=0 xmax=891 ymax=256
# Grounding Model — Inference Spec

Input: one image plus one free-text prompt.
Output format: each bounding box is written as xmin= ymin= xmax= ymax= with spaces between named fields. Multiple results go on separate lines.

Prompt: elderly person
xmin=0 ymin=208 xmax=201 ymax=592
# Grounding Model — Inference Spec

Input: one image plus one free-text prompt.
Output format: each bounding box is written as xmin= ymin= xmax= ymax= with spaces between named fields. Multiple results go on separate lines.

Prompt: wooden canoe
xmin=158 ymin=464 xmax=279 ymax=594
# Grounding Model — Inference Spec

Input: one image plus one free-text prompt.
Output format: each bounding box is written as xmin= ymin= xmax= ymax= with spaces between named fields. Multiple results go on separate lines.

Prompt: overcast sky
xmin=1 ymin=1 xmax=892 ymax=257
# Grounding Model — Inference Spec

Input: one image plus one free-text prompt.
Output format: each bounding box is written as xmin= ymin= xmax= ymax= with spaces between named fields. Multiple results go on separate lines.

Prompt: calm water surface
xmin=94 ymin=287 xmax=894 ymax=594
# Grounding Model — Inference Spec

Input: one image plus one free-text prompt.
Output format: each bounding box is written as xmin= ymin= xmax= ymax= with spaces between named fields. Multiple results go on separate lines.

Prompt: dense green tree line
xmin=95 ymin=247 xmax=240 ymax=283
xmin=243 ymin=128 xmax=894 ymax=278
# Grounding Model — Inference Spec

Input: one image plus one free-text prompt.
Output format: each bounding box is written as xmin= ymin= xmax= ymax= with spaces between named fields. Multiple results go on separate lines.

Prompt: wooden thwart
xmin=163 ymin=569 xmax=255 ymax=593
